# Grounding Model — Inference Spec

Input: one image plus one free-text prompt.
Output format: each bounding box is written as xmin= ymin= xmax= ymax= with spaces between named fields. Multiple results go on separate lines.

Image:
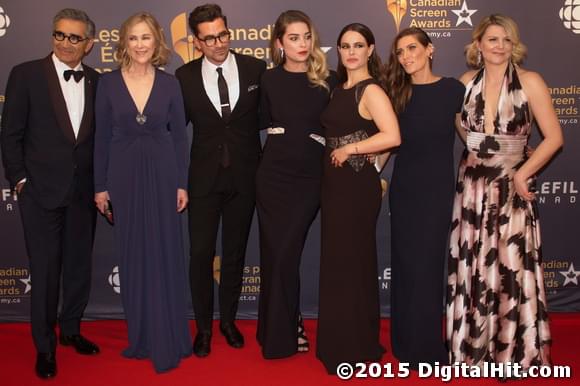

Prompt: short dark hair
xmin=53 ymin=8 xmax=95 ymax=39
xmin=188 ymin=3 xmax=228 ymax=36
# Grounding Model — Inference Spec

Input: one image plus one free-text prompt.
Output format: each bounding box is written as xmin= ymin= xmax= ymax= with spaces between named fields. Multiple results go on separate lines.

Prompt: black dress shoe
xmin=35 ymin=352 xmax=57 ymax=379
xmin=219 ymin=322 xmax=244 ymax=348
xmin=193 ymin=331 xmax=212 ymax=358
xmin=59 ymin=334 xmax=100 ymax=355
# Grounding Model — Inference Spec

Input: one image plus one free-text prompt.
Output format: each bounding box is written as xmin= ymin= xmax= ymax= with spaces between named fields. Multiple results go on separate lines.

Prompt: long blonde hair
xmin=116 ymin=12 xmax=171 ymax=68
xmin=465 ymin=14 xmax=527 ymax=69
xmin=270 ymin=10 xmax=329 ymax=90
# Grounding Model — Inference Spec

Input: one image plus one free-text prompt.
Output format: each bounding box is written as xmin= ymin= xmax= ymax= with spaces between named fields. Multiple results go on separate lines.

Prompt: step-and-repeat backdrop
xmin=1 ymin=0 xmax=579 ymax=321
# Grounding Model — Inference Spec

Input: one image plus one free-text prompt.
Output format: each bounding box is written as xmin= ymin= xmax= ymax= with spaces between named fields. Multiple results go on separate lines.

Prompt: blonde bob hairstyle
xmin=115 ymin=12 xmax=171 ymax=68
xmin=465 ymin=14 xmax=527 ymax=69
xmin=270 ymin=10 xmax=330 ymax=91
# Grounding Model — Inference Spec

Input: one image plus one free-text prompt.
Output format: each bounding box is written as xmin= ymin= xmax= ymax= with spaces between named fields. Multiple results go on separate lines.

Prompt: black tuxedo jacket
xmin=1 ymin=55 xmax=99 ymax=209
xmin=175 ymin=52 xmax=266 ymax=196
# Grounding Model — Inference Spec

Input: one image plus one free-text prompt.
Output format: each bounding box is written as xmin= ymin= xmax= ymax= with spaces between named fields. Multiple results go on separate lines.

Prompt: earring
xmin=429 ymin=53 xmax=433 ymax=60
xmin=477 ymin=51 xmax=483 ymax=67
xmin=279 ymin=47 xmax=284 ymax=59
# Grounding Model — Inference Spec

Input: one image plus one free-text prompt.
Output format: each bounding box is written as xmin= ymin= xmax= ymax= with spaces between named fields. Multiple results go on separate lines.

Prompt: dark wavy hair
xmin=188 ymin=3 xmax=228 ymax=36
xmin=385 ymin=27 xmax=432 ymax=114
xmin=335 ymin=23 xmax=386 ymax=89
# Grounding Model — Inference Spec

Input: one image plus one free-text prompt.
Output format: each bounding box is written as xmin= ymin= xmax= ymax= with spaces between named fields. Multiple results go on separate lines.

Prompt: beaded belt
xmin=326 ymin=129 xmax=368 ymax=172
xmin=466 ymin=131 xmax=527 ymax=155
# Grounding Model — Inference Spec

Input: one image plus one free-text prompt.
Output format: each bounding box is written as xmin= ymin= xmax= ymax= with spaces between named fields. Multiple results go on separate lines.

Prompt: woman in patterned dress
xmin=446 ymin=14 xmax=563 ymax=371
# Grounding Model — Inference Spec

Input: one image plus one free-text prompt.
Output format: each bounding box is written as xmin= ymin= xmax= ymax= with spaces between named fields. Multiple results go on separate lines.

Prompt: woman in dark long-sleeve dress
xmin=317 ymin=23 xmax=400 ymax=374
xmin=256 ymin=10 xmax=337 ymax=359
xmin=385 ymin=27 xmax=465 ymax=369
xmin=94 ymin=13 xmax=192 ymax=373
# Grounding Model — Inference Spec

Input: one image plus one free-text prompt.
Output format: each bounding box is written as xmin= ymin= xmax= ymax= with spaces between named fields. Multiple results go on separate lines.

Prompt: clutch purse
xmin=104 ymin=200 xmax=114 ymax=225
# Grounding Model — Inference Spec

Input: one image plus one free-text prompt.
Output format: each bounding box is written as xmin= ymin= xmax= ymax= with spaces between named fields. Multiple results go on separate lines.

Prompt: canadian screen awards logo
xmin=386 ymin=0 xmax=477 ymax=38
xmin=170 ymin=13 xmax=202 ymax=64
xmin=559 ymin=0 xmax=580 ymax=34
xmin=0 ymin=6 xmax=10 ymax=37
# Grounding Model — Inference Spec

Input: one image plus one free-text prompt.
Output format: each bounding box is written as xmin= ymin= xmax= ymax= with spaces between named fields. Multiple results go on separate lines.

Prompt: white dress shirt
xmin=201 ymin=52 xmax=240 ymax=116
xmin=52 ymin=53 xmax=85 ymax=138
xmin=17 ymin=55 xmax=86 ymax=188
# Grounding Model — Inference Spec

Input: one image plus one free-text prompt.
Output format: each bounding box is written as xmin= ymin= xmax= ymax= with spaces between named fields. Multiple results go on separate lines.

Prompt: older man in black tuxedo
xmin=0 ymin=8 xmax=100 ymax=379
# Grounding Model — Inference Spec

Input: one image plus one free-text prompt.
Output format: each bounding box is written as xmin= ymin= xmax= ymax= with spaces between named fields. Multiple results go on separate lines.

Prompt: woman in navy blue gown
xmin=385 ymin=27 xmax=464 ymax=369
xmin=94 ymin=12 xmax=192 ymax=372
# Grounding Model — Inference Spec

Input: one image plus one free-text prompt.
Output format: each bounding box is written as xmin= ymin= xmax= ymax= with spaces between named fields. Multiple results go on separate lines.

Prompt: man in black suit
xmin=0 ymin=8 xmax=100 ymax=379
xmin=175 ymin=3 xmax=266 ymax=357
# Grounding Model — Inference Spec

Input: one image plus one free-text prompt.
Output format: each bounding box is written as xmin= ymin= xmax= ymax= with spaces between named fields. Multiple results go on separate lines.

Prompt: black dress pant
xmin=188 ymin=167 xmax=255 ymax=332
xmin=18 ymin=181 xmax=96 ymax=354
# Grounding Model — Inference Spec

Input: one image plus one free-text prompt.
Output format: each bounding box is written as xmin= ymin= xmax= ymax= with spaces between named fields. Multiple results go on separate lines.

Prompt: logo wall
xmin=386 ymin=0 xmax=477 ymax=38
xmin=543 ymin=260 xmax=580 ymax=292
xmin=559 ymin=0 xmax=580 ymax=34
xmin=170 ymin=13 xmax=202 ymax=65
xmin=0 ymin=6 xmax=10 ymax=37
xmin=0 ymin=267 xmax=30 ymax=305
xmin=537 ymin=180 xmax=578 ymax=205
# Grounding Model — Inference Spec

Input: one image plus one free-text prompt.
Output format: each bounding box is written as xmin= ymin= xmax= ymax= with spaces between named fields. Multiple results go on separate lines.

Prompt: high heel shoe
xmin=297 ymin=314 xmax=309 ymax=353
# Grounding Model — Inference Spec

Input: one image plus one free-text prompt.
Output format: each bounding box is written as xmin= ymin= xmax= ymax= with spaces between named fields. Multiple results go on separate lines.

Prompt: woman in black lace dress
xmin=316 ymin=23 xmax=400 ymax=374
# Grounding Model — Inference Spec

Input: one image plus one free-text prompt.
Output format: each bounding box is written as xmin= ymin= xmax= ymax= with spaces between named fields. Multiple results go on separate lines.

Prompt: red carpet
xmin=1 ymin=315 xmax=578 ymax=385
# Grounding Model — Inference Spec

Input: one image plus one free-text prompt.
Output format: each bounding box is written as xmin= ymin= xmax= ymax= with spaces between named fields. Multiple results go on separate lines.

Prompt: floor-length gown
xmin=256 ymin=66 xmax=337 ymax=358
xmin=389 ymin=78 xmax=464 ymax=368
xmin=317 ymin=79 xmax=385 ymax=373
xmin=94 ymin=69 xmax=192 ymax=372
xmin=446 ymin=64 xmax=551 ymax=369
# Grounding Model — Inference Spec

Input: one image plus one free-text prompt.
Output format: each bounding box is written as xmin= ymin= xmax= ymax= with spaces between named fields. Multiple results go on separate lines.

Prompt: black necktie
xmin=64 ymin=69 xmax=84 ymax=82
xmin=216 ymin=67 xmax=231 ymax=167
xmin=216 ymin=67 xmax=231 ymax=120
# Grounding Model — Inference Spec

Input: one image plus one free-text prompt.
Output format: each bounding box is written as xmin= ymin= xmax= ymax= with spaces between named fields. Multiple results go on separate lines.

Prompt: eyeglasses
xmin=53 ymin=31 xmax=89 ymax=45
xmin=197 ymin=31 xmax=231 ymax=47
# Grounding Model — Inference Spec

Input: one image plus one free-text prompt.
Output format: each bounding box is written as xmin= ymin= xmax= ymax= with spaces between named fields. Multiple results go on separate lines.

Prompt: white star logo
xmin=322 ymin=47 xmax=332 ymax=53
xmin=20 ymin=275 xmax=32 ymax=294
xmin=452 ymin=0 xmax=478 ymax=27
xmin=559 ymin=263 xmax=580 ymax=286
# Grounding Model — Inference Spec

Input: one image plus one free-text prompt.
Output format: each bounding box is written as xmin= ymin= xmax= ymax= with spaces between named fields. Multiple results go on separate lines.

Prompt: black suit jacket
xmin=175 ymin=52 xmax=266 ymax=196
xmin=1 ymin=55 xmax=99 ymax=209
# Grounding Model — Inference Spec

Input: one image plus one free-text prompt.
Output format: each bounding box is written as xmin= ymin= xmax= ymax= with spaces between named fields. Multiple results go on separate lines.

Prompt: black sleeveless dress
xmin=317 ymin=79 xmax=385 ymax=373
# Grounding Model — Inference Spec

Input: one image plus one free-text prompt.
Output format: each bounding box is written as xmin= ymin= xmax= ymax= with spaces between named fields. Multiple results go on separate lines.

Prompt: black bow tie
xmin=64 ymin=69 xmax=84 ymax=82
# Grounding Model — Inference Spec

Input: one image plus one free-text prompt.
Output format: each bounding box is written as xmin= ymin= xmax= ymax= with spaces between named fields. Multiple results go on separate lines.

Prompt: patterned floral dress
xmin=446 ymin=64 xmax=551 ymax=369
